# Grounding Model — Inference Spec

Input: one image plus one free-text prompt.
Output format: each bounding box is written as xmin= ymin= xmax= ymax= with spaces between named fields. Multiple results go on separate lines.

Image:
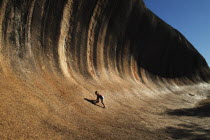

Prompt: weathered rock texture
xmin=0 ymin=0 xmax=209 ymax=139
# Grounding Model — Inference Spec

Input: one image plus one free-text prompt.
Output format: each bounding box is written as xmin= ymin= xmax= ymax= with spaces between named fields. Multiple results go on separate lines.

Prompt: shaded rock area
xmin=167 ymin=99 xmax=210 ymax=117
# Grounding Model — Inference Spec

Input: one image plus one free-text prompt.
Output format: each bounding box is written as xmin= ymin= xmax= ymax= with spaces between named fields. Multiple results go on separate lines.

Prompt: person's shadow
xmin=84 ymin=98 xmax=104 ymax=108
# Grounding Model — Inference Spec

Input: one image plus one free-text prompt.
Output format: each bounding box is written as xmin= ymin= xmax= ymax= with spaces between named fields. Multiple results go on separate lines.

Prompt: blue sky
xmin=143 ymin=0 xmax=210 ymax=66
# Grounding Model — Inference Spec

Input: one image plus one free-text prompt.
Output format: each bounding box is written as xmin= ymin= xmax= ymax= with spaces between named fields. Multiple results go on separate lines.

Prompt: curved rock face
xmin=1 ymin=0 xmax=209 ymax=80
xmin=0 ymin=0 xmax=210 ymax=139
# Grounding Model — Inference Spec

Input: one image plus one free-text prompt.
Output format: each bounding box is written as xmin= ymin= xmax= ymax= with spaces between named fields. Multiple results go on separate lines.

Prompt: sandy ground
xmin=0 ymin=72 xmax=209 ymax=140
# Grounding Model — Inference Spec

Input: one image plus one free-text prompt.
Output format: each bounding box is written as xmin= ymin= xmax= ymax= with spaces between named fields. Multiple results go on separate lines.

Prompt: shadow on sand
xmin=164 ymin=123 xmax=210 ymax=140
xmin=84 ymin=98 xmax=104 ymax=108
xmin=163 ymin=98 xmax=210 ymax=139
xmin=166 ymin=99 xmax=210 ymax=118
